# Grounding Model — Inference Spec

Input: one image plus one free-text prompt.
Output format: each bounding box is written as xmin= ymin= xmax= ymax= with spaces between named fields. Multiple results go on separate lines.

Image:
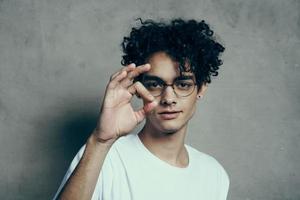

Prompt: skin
xmin=58 ymin=63 xmax=156 ymax=200
xmin=57 ymin=51 xmax=207 ymax=199
xmin=138 ymin=51 xmax=208 ymax=167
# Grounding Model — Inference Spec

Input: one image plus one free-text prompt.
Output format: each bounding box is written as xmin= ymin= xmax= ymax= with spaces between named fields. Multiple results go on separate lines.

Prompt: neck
xmin=138 ymin=122 xmax=189 ymax=168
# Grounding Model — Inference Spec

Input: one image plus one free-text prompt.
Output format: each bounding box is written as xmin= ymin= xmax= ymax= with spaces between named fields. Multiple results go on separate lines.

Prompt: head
xmin=120 ymin=18 xmax=225 ymax=134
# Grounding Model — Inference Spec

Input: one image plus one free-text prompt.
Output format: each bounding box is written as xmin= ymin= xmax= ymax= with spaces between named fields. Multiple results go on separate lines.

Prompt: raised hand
xmin=94 ymin=63 xmax=157 ymax=143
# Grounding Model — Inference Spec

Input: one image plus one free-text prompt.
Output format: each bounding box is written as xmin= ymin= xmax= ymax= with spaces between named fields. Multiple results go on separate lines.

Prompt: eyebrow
xmin=142 ymin=75 xmax=194 ymax=82
xmin=142 ymin=75 xmax=164 ymax=82
xmin=175 ymin=75 xmax=194 ymax=81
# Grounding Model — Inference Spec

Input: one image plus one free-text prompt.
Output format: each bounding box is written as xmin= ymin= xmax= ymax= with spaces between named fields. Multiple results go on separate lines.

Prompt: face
xmin=142 ymin=51 xmax=207 ymax=134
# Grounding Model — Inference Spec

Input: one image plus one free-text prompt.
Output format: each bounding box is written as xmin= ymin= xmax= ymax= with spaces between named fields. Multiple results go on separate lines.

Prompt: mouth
xmin=158 ymin=111 xmax=182 ymax=120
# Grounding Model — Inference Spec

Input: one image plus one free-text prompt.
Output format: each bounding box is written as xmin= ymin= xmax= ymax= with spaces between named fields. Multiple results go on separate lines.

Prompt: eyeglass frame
xmin=140 ymin=74 xmax=197 ymax=97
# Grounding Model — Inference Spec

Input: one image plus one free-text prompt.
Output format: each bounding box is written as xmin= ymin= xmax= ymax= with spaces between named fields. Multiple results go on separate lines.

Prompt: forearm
xmin=57 ymin=131 xmax=116 ymax=200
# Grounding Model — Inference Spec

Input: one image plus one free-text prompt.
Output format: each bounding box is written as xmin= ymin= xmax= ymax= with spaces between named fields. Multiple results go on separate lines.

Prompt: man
xmin=53 ymin=18 xmax=229 ymax=200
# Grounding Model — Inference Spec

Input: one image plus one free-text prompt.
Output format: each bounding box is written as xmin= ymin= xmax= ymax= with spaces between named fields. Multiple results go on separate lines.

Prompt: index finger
xmin=110 ymin=63 xmax=136 ymax=81
xmin=127 ymin=64 xmax=151 ymax=79
xmin=128 ymin=81 xmax=155 ymax=102
xmin=121 ymin=64 xmax=151 ymax=87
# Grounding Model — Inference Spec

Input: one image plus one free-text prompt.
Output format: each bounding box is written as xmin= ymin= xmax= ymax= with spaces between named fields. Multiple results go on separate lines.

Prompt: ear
xmin=197 ymin=83 xmax=208 ymax=100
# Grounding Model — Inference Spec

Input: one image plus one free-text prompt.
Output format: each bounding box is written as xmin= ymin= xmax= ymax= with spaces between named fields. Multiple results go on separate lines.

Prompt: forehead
xmin=145 ymin=51 xmax=194 ymax=80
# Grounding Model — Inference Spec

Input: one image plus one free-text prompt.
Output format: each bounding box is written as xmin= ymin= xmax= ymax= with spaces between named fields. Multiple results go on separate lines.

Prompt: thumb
xmin=134 ymin=100 xmax=157 ymax=124
xmin=143 ymin=100 xmax=157 ymax=113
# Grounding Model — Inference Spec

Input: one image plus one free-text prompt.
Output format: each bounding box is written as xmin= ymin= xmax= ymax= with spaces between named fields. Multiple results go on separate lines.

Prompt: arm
xmin=54 ymin=63 xmax=157 ymax=200
xmin=56 ymin=132 xmax=115 ymax=200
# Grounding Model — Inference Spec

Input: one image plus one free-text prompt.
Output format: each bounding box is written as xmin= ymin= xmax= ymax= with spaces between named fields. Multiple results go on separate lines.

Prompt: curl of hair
xmin=121 ymin=18 xmax=225 ymax=87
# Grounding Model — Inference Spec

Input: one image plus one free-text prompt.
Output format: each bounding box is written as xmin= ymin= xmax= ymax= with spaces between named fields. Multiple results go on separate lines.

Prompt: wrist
xmin=88 ymin=129 xmax=118 ymax=147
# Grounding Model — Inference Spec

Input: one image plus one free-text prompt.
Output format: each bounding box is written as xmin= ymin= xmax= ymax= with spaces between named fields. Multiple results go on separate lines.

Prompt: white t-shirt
xmin=53 ymin=133 xmax=230 ymax=200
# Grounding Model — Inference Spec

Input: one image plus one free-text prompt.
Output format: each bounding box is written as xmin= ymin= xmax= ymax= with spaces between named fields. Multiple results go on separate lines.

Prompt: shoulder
xmin=113 ymin=133 xmax=137 ymax=146
xmin=70 ymin=134 xmax=137 ymax=167
xmin=105 ymin=133 xmax=138 ymax=159
xmin=186 ymin=145 xmax=230 ymax=182
xmin=109 ymin=133 xmax=137 ymax=152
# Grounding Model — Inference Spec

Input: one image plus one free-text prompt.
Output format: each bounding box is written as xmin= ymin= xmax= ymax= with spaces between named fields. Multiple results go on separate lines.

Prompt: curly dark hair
xmin=120 ymin=18 xmax=225 ymax=88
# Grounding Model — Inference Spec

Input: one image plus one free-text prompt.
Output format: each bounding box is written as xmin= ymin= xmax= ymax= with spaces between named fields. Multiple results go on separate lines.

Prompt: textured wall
xmin=0 ymin=0 xmax=299 ymax=199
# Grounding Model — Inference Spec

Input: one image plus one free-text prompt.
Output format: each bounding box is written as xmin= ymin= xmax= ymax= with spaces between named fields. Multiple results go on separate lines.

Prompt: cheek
xmin=182 ymin=98 xmax=197 ymax=118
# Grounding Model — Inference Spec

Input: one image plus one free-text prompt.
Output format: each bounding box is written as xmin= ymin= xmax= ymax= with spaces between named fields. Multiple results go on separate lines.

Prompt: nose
xmin=160 ymin=85 xmax=177 ymax=105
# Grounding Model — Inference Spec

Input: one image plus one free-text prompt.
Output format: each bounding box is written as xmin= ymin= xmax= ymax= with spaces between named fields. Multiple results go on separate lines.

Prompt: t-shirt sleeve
xmin=218 ymin=165 xmax=230 ymax=200
xmin=52 ymin=144 xmax=114 ymax=200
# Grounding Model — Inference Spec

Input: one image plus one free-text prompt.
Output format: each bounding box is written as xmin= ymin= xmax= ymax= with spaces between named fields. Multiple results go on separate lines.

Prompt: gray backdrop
xmin=0 ymin=0 xmax=299 ymax=199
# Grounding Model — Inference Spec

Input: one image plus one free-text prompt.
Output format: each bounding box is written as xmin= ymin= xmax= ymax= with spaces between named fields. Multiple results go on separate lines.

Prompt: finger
xmin=134 ymin=109 xmax=146 ymax=124
xmin=134 ymin=101 xmax=157 ymax=124
xmin=109 ymin=63 xmax=136 ymax=81
xmin=110 ymin=71 xmax=120 ymax=81
xmin=108 ymin=64 xmax=136 ymax=88
xmin=143 ymin=100 xmax=157 ymax=113
xmin=127 ymin=63 xmax=150 ymax=79
xmin=108 ymin=70 xmax=128 ymax=89
xmin=128 ymin=81 xmax=155 ymax=102
xmin=112 ymin=70 xmax=128 ymax=82
xmin=120 ymin=63 xmax=151 ymax=87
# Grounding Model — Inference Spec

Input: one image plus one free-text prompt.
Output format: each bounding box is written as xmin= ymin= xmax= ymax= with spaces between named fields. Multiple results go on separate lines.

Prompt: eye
xmin=143 ymin=81 xmax=163 ymax=89
xmin=175 ymin=81 xmax=193 ymax=89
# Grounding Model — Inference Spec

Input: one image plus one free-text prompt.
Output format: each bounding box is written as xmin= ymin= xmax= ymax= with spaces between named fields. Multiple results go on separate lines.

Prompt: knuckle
xmin=134 ymin=81 xmax=144 ymax=90
xmin=136 ymin=81 xmax=147 ymax=90
xmin=135 ymin=81 xmax=142 ymax=86
xmin=130 ymin=70 xmax=138 ymax=76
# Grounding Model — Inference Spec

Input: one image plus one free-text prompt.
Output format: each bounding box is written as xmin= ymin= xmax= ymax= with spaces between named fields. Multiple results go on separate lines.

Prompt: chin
xmin=159 ymin=127 xmax=179 ymax=135
xmin=155 ymin=121 xmax=186 ymax=135
xmin=146 ymin=114 xmax=188 ymax=135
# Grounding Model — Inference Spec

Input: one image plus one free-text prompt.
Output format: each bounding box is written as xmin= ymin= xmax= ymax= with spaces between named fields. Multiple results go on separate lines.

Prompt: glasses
xmin=141 ymin=75 xmax=196 ymax=97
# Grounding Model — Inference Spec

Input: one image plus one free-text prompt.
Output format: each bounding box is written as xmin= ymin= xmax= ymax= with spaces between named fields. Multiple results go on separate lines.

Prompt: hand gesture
xmin=94 ymin=63 xmax=157 ymax=143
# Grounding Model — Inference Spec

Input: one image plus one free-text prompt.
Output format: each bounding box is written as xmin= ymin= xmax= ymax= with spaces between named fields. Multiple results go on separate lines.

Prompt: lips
xmin=158 ymin=111 xmax=182 ymax=120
